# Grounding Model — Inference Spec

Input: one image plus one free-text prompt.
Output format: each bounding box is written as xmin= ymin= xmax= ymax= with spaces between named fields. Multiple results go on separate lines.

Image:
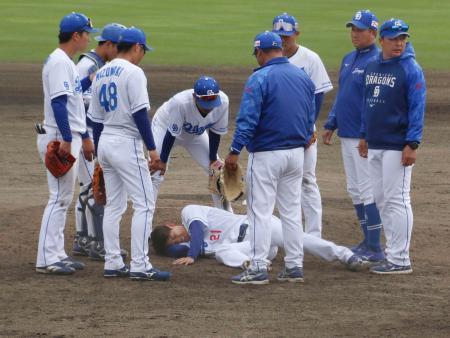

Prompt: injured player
xmin=151 ymin=205 xmax=366 ymax=271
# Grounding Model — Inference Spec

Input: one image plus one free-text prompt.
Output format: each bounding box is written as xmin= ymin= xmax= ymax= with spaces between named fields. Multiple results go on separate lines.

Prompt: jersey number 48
xmin=99 ymin=82 xmax=118 ymax=112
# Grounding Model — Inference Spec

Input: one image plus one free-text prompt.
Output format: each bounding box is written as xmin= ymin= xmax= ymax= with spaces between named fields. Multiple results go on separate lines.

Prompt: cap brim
xmin=346 ymin=21 xmax=369 ymax=30
xmin=85 ymin=27 xmax=100 ymax=33
xmin=272 ymin=29 xmax=296 ymax=36
xmin=143 ymin=44 xmax=153 ymax=51
xmin=196 ymin=96 xmax=222 ymax=110
xmin=382 ymin=31 xmax=410 ymax=39
xmin=94 ymin=36 xmax=106 ymax=42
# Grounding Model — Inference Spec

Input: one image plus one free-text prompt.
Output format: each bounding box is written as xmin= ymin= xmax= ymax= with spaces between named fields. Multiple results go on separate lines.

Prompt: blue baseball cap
xmin=194 ymin=76 xmax=222 ymax=110
xmin=59 ymin=12 xmax=99 ymax=33
xmin=118 ymin=27 xmax=153 ymax=51
xmin=272 ymin=13 xmax=299 ymax=36
xmin=253 ymin=31 xmax=282 ymax=54
xmin=380 ymin=18 xmax=410 ymax=39
xmin=346 ymin=10 xmax=378 ymax=31
xmin=95 ymin=23 xmax=127 ymax=43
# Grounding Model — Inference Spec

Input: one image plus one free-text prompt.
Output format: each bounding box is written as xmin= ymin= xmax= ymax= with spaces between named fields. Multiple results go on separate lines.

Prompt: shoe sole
xmin=36 ymin=267 xmax=75 ymax=275
xmin=231 ymin=279 xmax=270 ymax=285
xmin=277 ymin=277 xmax=304 ymax=283
xmin=370 ymin=268 xmax=412 ymax=275
xmin=129 ymin=277 xmax=169 ymax=281
xmin=104 ymin=273 xmax=129 ymax=278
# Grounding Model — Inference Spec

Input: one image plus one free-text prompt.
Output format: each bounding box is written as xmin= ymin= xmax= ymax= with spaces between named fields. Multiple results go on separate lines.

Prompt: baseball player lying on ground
xmin=151 ymin=205 xmax=366 ymax=271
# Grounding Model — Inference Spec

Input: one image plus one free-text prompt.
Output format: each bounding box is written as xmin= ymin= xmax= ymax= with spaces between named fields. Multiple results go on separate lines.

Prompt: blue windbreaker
xmin=324 ymin=44 xmax=379 ymax=138
xmin=231 ymin=57 xmax=315 ymax=153
xmin=361 ymin=43 xmax=426 ymax=151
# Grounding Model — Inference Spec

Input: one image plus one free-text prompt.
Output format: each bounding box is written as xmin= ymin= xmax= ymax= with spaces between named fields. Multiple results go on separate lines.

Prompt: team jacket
xmin=361 ymin=43 xmax=426 ymax=151
xmin=324 ymin=44 xmax=379 ymax=138
xmin=231 ymin=57 xmax=315 ymax=153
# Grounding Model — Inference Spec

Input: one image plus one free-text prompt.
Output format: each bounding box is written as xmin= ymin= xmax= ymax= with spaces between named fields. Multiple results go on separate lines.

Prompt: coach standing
xmin=359 ymin=18 xmax=426 ymax=274
xmin=322 ymin=10 xmax=384 ymax=263
xmin=225 ymin=31 xmax=315 ymax=285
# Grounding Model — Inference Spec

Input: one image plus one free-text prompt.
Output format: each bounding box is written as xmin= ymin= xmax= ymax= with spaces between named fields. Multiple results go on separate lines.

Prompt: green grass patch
xmin=0 ymin=0 xmax=448 ymax=69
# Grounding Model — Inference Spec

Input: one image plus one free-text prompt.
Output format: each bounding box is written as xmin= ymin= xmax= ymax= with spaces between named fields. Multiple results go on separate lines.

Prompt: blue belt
xmin=237 ymin=223 xmax=248 ymax=243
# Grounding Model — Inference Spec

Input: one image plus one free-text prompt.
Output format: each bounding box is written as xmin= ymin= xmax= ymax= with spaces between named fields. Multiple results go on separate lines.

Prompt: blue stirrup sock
xmin=354 ymin=203 xmax=367 ymax=245
xmin=365 ymin=202 xmax=382 ymax=252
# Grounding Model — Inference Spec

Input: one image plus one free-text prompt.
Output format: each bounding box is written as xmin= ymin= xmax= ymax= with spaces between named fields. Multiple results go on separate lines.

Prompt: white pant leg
xmin=99 ymin=146 xmax=127 ymax=271
xmin=303 ymin=233 xmax=353 ymax=263
xmin=246 ymin=152 xmax=278 ymax=270
xmin=381 ymin=150 xmax=413 ymax=266
xmin=36 ymin=129 xmax=82 ymax=267
xmin=368 ymin=150 xmax=385 ymax=213
xmin=301 ymin=139 xmax=322 ymax=237
xmin=215 ymin=242 xmax=251 ymax=268
xmin=183 ymin=132 xmax=232 ymax=212
xmin=150 ymin=122 xmax=169 ymax=201
xmin=275 ymin=148 xmax=304 ymax=269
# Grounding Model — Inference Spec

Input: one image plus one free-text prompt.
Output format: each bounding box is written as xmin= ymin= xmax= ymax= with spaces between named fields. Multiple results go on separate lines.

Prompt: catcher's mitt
xmin=222 ymin=163 xmax=245 ymax=202
xmin=92 ymin=163 xmax=106 ymax=205
xmin=45 ymin=141 xmax=76 ymax=178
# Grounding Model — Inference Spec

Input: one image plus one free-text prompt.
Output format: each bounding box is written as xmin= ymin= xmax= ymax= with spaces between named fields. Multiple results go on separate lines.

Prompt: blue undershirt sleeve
xmin=314 ymin=92 xmax=324 ymax=122
xmin=92 ymin=121 xmax=104 ymax=155
xmin=51 ymin=94 xmax=72 ymax=142
xmin=160 ymin=130 xmax=176 ymax=163
xmin=208 ymin=130 xmax=220 ymax=162
xmin=80 ymin=76 xmax=92 ymax=92
xmin=187 ymin=220 xmax=205 ymax=260
xmin=132 ymin=108 xmax=156 ymax=151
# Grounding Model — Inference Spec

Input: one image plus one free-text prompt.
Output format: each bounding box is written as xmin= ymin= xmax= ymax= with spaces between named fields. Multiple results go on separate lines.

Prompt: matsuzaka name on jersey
xmin=95 ymin=66 xmax=125 ymax=80
xmin=365 ymin=72 xmax=396 ymax=88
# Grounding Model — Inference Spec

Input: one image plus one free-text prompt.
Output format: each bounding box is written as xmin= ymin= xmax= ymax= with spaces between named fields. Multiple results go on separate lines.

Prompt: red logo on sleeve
xmin=415 ymin=82 xmax=423 ymax=90
xmin=244 ymin=87 xmax=253 ymax=94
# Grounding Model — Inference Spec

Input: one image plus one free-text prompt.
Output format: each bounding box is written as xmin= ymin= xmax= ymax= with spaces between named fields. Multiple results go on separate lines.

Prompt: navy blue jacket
xmin=361 ymin=43 xmax=426 ymax=151
xmin=231 ymin=57 xmax=315 ymax=153
xmin=324 ymin=44 xmax=379 ymax=138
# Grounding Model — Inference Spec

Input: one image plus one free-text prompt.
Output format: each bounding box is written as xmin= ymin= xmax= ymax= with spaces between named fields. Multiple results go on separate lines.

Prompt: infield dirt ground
xmin=0 ymin=64 xmax=449 ymax=337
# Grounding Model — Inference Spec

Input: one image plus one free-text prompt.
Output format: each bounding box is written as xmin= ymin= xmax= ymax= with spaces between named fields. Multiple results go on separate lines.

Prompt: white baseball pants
xmin=368 ymin=149 xmax=413 ymax=266
xmin=36 ymin=127 xmax=82 ymax=267
xmin=246 ymin=148 xmax=304 ymax=270
xmin=151 ymin=122 xmax=230 ymax=211
xmin=340 ymin=138 xmax=374 ymax=205
xmin=98 ymin=134 xmax=155 ymax=273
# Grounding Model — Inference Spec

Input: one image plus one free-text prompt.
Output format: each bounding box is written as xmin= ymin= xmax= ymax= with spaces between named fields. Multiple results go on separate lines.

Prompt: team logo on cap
xmin=254 ymin=40 xmax=261 ymax=47
xmin=355 ymin=11 xmax=362 ymax=20
xmin=206 ymin=89 xmax=215 ymax=95
xmin=394 ymin=20 xmax=402 ymax=27
xmin=372 ymin=21 xmax=378 ymax=28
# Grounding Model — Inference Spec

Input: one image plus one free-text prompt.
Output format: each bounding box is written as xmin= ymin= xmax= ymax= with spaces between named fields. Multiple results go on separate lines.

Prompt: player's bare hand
xmin=358 ymin=139 xmax=368 ymax=158
xmin=148 ymin=150 xmax=163 ymax=174
xmin=82 ymin=138 xmax=95 ymax=161
xmin=225 ymin=153 xmax=239 ymax=171
xmin=172 ymin=257 xmax=194 ymax=265
xmin=58 ymin=140 xmax=72 ymax=158
xmin=305 ymin=131 xmax=317 ymax=149
xmin=402 ymin=145 xmax=417 ymax=166
xmin=322 ymin=129 xmax=334 ymax=145
xmin=210 ymin=159 xmax=223 ymax=169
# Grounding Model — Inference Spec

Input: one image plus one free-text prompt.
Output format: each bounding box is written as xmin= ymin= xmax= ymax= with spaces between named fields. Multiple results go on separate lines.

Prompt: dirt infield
xmin=0 ymin=63 xmax=449 ymax=337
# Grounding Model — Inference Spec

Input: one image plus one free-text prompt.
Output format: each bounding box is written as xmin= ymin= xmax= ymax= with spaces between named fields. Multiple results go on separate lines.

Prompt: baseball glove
xmin=222 ymin=163 xmax=245 ymax=202
xmin=92 ymin=163 xmax=106 ymax=205
xmin=208 ymin=160 xmax=224 ymax=196
xmin=45 ymin=141 xmax=76 ymax=178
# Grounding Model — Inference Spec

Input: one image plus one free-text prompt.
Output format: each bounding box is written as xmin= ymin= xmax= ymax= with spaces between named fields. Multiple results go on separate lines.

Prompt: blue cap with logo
xmin=194 ymin=76 xmax=222 ymax=110
xmin=272 ymin=13 xmax=299 ymax=36
xmin=95 ymin=23 xmax=127 ymax=43
xmin=59 ymin=12 xmax=99 ymax=33
xmin=253 ymin=31 xmax=282 ymax=54
xmin=379 ymin=18 xmax=410 ymax=39
xmin=346 ymin=10 xmax=378 ymax=31
xmin=118 ymin=27 xmax=153 ymax=51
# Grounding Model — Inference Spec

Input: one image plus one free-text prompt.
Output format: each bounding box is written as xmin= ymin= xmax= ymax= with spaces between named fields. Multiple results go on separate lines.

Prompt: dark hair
xmin=151 ymin=226 xmax=171 ymax=255
xmin=98 ymin=41 xmax=107 ymax=47
xmin=58 ymin=31 xmax=85 ymax=44
xmin=117 ymin=42 xmax=136 ymax=53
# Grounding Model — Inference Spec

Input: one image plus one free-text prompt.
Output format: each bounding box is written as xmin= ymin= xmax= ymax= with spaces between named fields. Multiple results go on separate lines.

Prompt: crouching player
xmin=151 ymin=205 xmax=366 ymax=271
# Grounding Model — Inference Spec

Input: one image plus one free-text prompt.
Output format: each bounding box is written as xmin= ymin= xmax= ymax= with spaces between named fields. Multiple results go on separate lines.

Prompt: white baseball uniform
xmin=75 ymin=51 xmax=104 ymax=238
xmin=181 ymin=205 xmax=354 ymax=268
xmin=151 ymin=89 xmax=229 ymax=209
xmin=36 ymin=48 xmax=86 ymax=268
xmin=288 ymin=45 xmax=333 ymax=238
xmin=88 ymin=58 xmax=155 ymax=273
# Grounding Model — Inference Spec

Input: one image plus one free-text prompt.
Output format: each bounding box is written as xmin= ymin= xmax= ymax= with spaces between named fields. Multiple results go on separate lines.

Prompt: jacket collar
xmin=356 ymin=43 xmax=377 ymax=54
xmin=254 ymin=56 xmax=289 ymax=72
